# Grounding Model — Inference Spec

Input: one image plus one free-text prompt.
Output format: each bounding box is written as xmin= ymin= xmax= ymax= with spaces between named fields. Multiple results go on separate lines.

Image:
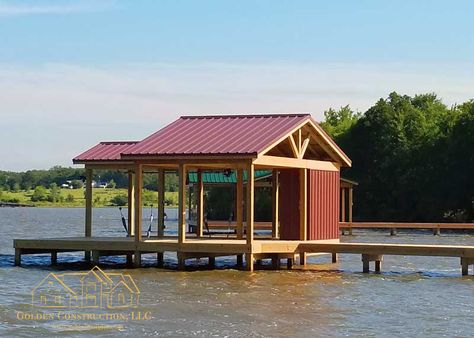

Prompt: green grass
xmin=0 ymin=188 xmax=178 ymax=208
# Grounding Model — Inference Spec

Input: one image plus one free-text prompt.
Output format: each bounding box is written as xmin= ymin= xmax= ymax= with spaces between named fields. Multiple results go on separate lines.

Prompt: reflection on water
xmin=0 ymin=207 xmax=473 ymax=337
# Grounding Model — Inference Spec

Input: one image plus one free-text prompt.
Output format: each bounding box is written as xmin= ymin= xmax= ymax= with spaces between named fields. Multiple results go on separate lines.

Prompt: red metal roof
xmin=123 ymin=114 xmax=310 ymax=157
xmin=73 ymin=141 xmax=138 ymax=162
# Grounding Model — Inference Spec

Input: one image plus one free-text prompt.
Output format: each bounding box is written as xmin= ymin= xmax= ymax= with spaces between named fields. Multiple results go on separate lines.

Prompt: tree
xmin=107 ymin=179 xmax=117 ymax=189
xmin=48 ymin=183 xmax=61 ymax=203
xmin=110 ymin=194 xmax=128 ymax=206
xmin=66 ymin=194 xmax=75 ymax=203
xmin=70 ymin=180 xmax=84 ymax=189
xmin=320 ymin=105 xmax=361 ymax=140
xmin=31 ymin=186 xmax=48 ymax=202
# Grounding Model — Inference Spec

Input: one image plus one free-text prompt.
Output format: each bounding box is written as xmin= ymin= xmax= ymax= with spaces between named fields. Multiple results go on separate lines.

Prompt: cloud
xmin=0 ymin=0 xmax=114 ymax=16
xmin=0 ymin=61 xmax=473 ymax=171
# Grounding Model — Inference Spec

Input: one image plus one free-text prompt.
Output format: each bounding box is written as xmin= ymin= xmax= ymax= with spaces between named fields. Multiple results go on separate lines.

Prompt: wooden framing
xmin=133 ymin=163 xmax=143 ymax=267
xmin=178 ymin=164 xmax=187 ymax=244
xmin=85 ymin=169 xmax=92 ymax=238
xmin=157 ymin=169 xmax=165 ymax=238
xmin=348 ymin=188 xmax=353 ymax=224
xmin=246 ymin=162 xmax=255 ymax=271
xmin=341 ymin=188 xmax=346 ymax=223
xmin=254 ymin=155 xmax=339 ymax=171
xmin=128 ymin=171 xmax=135 ymax=236
xmin=271 ymin=170 xmax=279 ymax=239
xmin=236 ymin=168 xmax=244 ymax=240
xmin=196 ymin=170 xmax=204 ymax=238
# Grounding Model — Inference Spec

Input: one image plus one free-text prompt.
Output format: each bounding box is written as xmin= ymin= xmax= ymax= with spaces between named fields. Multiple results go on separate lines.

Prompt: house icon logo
xmin=31 ymin=266 xmax=140 ymax=309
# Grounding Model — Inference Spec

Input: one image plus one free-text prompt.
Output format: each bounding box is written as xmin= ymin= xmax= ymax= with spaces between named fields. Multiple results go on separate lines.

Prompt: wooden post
xmin=272 ymin=170 xmax=279 ymax=239
xmin=236 ymin=254 xmax=243 ymax=268
xmin=157 ymin=169 xmax=165 ymax=238
xmin=197 ymin=170 xmax=204 ymax=237
xmin=128 ymin=171 xmax=135 ymax=236
xmin=287 ymin=257 xmax=293 ymax=269
xmin=348 ymin=187 xmax=353 ymax=236
xmin=246 ymin=163 xmax=255 ymax=245
xmin=341 ymin=188 xmax=346 ymax=222
xmin=51 ymin=251 xmax=57 ymax=266
xmin=245 ymin=162 xmax=255 ymax=272
xmin=133 ymin=164 xmax=143 ymax=268
xmin=332 ymin=253 xmax=338 ymax=263
xmin=178 ymin=164 xmax=186 ymax=244
xmin=236 ymin=168 xmax=244 ymax=240
xmin=14 ymin=248 xmax=21 ymax=266
xmin=157 ymin=252 xmax=164 ymax=268
xmin=208 ymin=256 xmax=215 ymax=268
xmin=84 ymin=168 xmax=93 ymax=261
xmin=92 ymin=251 xmax=100 ymax=265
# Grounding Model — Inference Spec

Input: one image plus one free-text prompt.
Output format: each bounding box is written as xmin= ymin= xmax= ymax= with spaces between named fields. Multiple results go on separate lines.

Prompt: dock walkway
xmin=13 ymin=237 xmax=474 ymax=276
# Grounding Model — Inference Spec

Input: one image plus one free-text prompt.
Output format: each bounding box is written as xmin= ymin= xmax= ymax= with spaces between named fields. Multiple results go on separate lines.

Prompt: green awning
xmin=188 ymin=170 xmax=271 ymax=184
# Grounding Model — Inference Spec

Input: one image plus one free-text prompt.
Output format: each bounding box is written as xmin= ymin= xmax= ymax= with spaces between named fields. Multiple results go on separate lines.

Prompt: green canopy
xmin=188 ymin=170 xmax=271 ymax=184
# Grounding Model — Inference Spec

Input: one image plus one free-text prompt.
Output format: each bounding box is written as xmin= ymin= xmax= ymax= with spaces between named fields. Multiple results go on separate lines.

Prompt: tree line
xmin=321 ymin=92 xmax=473 ymax=222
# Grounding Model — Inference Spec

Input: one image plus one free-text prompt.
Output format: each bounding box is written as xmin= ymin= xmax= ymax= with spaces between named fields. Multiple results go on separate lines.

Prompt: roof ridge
xmin=99 ymin=141 xmax=139 ymax=144
xmin=180 ymin=113 xmax=311 ymax=119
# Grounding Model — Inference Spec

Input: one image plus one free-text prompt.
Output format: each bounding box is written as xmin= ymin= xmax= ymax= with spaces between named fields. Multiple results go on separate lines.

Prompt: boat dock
xmin=340 ymin=222 xmax=474 ymax=236
xmin=13 ymin=237 xmax=474 ymax=275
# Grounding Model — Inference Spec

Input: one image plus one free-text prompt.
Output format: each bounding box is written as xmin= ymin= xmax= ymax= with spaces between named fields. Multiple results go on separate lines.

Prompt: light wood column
xmin=271 ymin=170 xmax=279 ymax=239
xmin=236 ymin=168 xmax=244 ymax=240
xmin=157 ymin=169 xmax=165 ymax=238
xmin=178 ymin=164 xmax=187 ymax=244
xmin=84 ymin=168 xmax=92 ymax=262
xmin=133 ymin=164 xmax=143 ymax=267
xmin=128 ymin=171 xmax=135 ymax=236
xmin=245 ymin=162 xmax=255 ymax=271
xmin=341 ymin=188 xmax=346 ymax=223
xmin=349 ymin=188 xmax=353 ymax=224
xmin=85 ymin=168 xmax=92 ymax=237
xmin=196 ymin=170 xmax=204 ymax=237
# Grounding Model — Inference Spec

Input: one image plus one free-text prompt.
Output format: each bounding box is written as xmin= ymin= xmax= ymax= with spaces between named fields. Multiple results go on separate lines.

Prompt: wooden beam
xmin=271 ymin=170 xmax=279 ymax=239
xmin=298 ymin=129 xmax=302 ymax=151
xmin=341 ymin=187 xmax=346 ymax=223
xmin=197 ymin=170 xmax=204 ymax=238
xmin=178 ymin=164 xmax=187 ymax=244
xmin=236 ymin=168 xmax=244 ymax=239
xmin=254 ymin=155 xmax=340 ymax=171
xmin=85 ymin=169 xmax=92 ymax=238
xmin=246 ymin=162 xmax=255 ymax=246
xmin=349 ymin=187 xmax=353 ymax=223
xmin=288 ymin=135 xmax=299 ymax=158
xmin=299 ymin=168 xmax=307 ymax=241
xmin=157 ymin=169 xmax=165 ymax=238
xmin=134 ymin=164 xmax=143 ymax=243
xmin=128 ymin=171 xmax=135 ymax=236
xmin=299 ymin=138 xmax=310 ymax=159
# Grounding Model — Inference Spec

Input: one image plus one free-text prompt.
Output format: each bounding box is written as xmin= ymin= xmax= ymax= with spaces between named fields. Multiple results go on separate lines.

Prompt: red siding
xmin=279 ymin=169 xmax=300 ymax=240
xmin=307 ymin=170 xmax=340 ymax=240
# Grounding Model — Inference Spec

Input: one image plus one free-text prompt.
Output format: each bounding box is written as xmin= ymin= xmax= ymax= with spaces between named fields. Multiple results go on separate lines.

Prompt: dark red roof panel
xmin=73 ymin=141 xmax=138 ymax=162
xmin=123 ymin=114 xmax=310 ymax=157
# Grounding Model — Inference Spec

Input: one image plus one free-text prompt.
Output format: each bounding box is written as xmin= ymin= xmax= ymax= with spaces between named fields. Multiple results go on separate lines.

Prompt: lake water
xmin=0 ymin=207 xmax=473 ymax=337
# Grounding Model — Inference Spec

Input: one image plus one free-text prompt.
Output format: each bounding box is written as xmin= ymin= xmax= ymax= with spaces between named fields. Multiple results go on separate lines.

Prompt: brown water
xmin=0 ymin=208 xmax=473 ymax=337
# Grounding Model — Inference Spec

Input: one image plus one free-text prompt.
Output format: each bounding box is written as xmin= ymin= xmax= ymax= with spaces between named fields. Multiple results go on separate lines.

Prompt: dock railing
xmin=340 ymin=222 xmax=474 ymax=236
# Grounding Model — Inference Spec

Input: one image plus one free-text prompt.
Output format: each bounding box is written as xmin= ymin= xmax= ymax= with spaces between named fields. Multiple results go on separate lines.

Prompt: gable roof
xmin=73 ymin=114 xmax=351 ymax=166
xmin=122 ymin=114 xmax=310 ymax=157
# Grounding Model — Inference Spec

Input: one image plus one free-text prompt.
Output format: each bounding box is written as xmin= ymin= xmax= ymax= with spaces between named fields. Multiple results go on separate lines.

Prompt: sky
xmin=1 ymin=0 xmax=473 ymax=171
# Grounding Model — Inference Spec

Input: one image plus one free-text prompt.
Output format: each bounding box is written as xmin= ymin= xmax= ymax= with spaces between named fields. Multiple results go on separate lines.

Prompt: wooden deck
xmin=340 ymin=222 xmax=474 ymax=235
xmin=13 ymin=236 xmax=474 ymax=275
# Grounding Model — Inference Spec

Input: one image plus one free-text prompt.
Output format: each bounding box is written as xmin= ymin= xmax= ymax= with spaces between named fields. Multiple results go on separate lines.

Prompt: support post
xmin=390 ymin=228 xmax=397 ymax=236
xmin=133 ymin=164 xmax=143 ymax=268
xmin=157 ymin=169 xmax=165 ymax=238
xmin=341 ymin=188 xmax=346 ymax=222
xmin=178 ymin=164 xmax=187 ymax=244
xmin=236 ymin=254 xmax=243 ymax=268
xmin=272 ymin=170 xmax=279 ymax=239
xmin=246 ymin=163 xmax=255 ymax=246
xmin=348 ymin=187 xmax=353 ymax=224
xmin=84 ymin=168 xmax=93 ymax=261
xmin=433 ymin=227 xmax=441 ymax=236
xmin=92 ymin=251 xmax=100 ymax=265
xmin=51 ymin=251 xmax=57 ymax=266
xmin=128 ymin=171 xmax=135 ymax=236
xmin=245 ymin=253 xmax=254 ymax=272
xmin=197 ymin=170 xmax=204 ymax=237
xmin=236 ymin=168 xmax=244 ymax=240
xmin=157 ymin=252 xmax=164 ymax=268
xmin=14 ymin=248 xmax=21 ymax=266
xmin=287 ymin=257 xmax=293 ymax=269
xmin=461 ymin=257 xmax=474 ymax=276
xmin=332 ymin=253 xmax=338 ymax=263
xmin=208 ymin=256 xmax=215 ymax=268
xmin=362 ymin=254 xmax=383 ymax=273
